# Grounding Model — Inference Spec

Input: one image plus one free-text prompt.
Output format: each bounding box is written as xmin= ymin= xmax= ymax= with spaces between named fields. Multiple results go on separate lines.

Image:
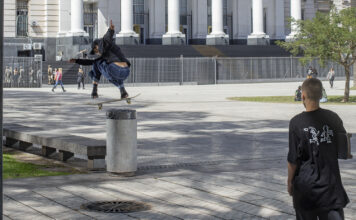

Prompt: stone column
xmin=286 ymin=0 xmax=301 ymax=41
xmin=56 ymin=0 xmax=89 ymax=61
xmin=206 ymin=0 xmax=229 ymax=45
xmin=232 ymin=0 xmax=238 ymax=44
xmin=162 ymin=0 xmax=185 ymax=45
xmin=247 ymin=0 xmax=269 ymax=45
xmin=116 ymin=0 xmax=139 ymax=45
xmin=71 ymin=0 xmax=85 ymax=34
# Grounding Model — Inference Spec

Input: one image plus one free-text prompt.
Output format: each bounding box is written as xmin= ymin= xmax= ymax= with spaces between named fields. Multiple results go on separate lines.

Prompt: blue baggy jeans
xmin=88 ymin=60 xmax=130 ymax=88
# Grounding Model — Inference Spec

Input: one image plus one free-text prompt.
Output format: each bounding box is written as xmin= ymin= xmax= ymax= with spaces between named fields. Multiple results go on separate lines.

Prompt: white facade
xmin=3 ymin=0 xmax=353 ymax=59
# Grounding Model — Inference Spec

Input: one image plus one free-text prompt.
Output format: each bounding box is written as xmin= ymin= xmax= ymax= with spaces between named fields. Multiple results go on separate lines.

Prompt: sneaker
xmin=51 ymin=88 xmax=55 ymax=92
xmin=120 ymin=87 xmax=129 ymax=99
xmin=91 ymin=87 xmax=99 ymax=99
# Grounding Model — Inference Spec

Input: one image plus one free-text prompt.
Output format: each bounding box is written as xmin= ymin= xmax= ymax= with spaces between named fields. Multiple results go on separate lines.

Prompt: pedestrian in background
xmin=19 ymin=66 xmax=24 ymax=86
xmin=307 ymin=66 xmax=313 ymax=79
xmin=5 ymin=66 xmax=11 ymax=86
xmin=47 ymin=65 xmax=53 ymax=85
xmin=12 ymin=67 xmax=19 ymax=87
xmin=52 ymin=68 xmax=66 ymax=92
xmin=77 ymin=66 xmax=86 ymax=89
xmin=327 ymin=67 xmax=335 ymax=88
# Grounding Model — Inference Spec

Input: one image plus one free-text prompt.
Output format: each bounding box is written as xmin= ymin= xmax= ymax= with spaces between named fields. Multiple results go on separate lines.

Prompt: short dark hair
xmin=302 ymin=78 xmax=323 ymax=102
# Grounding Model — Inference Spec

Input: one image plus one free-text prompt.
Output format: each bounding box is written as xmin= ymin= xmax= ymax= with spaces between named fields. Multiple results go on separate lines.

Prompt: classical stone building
xmin=3 ymin=0 xmax=355 ymax=61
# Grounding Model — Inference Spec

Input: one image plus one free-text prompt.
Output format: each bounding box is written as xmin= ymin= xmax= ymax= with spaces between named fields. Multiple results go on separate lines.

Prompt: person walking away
xmin=69 ymin=20 xmax=130 ymax=99
xmin=327 ymin=67 xmax=335 ymax=88
xmin=36 ymin=69 xmax=41 ymax=87
xmin=29 ymin=67 xmax=34 ymax=86
xmin=52 ymin=68 xmax=66 ymax=92
xmin=288 ymin=78 xmax=349 ymax=220
xmin=77 ymin=66 xmax=86 ymax=89
xmin=12 ymin=67 xmax=19 ymax=87
xmin=47 ymin=65 xmax=53 ymax=85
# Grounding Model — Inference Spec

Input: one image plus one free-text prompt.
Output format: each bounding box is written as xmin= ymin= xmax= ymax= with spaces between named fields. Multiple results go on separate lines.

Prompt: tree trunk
xmin=353 ymin=62 xmax=356 ymax=89
xmin=344 ymin=65 xmax=350 ymax=102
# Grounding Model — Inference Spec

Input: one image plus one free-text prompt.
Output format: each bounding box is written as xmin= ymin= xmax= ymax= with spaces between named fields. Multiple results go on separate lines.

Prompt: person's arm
xmin=288 ymin=162 xmax=297 ymax=196
xmin=69 ymin=58 xmax=95 ymax=66
xmin=103 ymin=20 xmax=115 ymax=49
xmin=287 ymin=121 xmax=300 ymax=196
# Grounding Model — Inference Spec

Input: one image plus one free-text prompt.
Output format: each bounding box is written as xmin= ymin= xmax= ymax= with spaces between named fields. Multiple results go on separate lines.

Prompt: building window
xmin=223 ymin=0 xmax=227 ymax=26
xmin=208 ymin=0 xmax=212 ymax=27
xmin=263 ymin=8 xmax=267 ymax=33
xmin=16 ymin=0 xmax=28 ymax=37
xmin=84 ymin=3 xmax=98 ymax=42
xmin=134 ymin=0 xmax=145 ymax=25
xmin=180 ymin=0 xmax=188 ymax=25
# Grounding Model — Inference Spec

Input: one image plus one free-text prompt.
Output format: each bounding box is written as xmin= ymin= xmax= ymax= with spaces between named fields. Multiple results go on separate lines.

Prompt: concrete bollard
xmin=106 ymin=109 xmax=137 ymax=175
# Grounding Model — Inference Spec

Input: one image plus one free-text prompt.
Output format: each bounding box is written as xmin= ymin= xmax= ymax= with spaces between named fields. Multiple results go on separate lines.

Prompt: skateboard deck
xmin=87 ymin=93 xmax=140 ymax=110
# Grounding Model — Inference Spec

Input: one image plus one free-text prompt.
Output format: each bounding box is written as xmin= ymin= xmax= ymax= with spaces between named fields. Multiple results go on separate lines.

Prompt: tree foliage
xmin=277 ymin=7 xmax=356 ymax=101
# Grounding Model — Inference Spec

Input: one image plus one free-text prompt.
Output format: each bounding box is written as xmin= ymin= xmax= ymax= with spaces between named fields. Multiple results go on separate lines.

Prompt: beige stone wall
xmin=4 ymin=0 xmax=60 ymax=38
xmin=4 ymin=0 xmax=16 ymax=38
xmin=28 ymin=0 xmax=59 ymax=38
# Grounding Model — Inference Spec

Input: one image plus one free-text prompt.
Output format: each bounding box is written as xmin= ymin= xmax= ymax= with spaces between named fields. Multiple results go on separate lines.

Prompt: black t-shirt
xmin=288 ymin=108 xmax=349 ymax=211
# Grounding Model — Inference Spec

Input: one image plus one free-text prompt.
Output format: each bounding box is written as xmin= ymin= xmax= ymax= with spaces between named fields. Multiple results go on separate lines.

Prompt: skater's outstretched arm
xmin=69 ymin=58 xmax=95 ymax=66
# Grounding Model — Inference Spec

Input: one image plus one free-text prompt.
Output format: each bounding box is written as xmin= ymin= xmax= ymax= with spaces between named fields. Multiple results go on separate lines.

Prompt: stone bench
xmin=3 ymin=123 xmax=106 ymax=169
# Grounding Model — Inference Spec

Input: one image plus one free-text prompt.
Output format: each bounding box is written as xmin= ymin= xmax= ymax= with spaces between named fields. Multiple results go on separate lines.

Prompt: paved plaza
xmin=2 ymin=80 xmax=356 ymax=219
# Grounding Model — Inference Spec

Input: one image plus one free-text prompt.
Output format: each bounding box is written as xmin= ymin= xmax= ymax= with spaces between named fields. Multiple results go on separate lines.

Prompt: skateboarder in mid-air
xmin=69 ymin=20 xmax=130 ymax=99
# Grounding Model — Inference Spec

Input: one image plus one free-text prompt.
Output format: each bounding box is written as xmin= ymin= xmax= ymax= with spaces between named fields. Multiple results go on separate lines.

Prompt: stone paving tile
xmin=344 ymin=208 xmax=356 ymax=220
xmin=134 ymin=178 xmax=267 ymax=220
xmin=2 ymin=215 xmax=12 ymax=220
xmin=245 ymin=198 xmax=294 ymax=215
xmin=154 ymin=176 xmax=297 ymax=219
xmin=58 ymin=184 xmax=180 ymax=220
xmin=94 ymin=181 xmax=221 ymax=220
xmin=63 ymin=182 xmax=199 ymax=219
xmin=167 ymin=174 xmax=291 ymax=204
xmin=29 ymin=187 xmax=135 ymax=220
xmin=210 ymin=172 xmax=287 ymax=193
xmin=85 ymin=183 xmax=182 ymax=220
xmin=126 ymin=178 xmax=295 ymax=219
xmin=98 ymin=180 xmax=227 ymax=219
xmin=3 ymin=195 xmax=52 ymax=220
xmin=4 ymin=188 xmax=92 ymax=220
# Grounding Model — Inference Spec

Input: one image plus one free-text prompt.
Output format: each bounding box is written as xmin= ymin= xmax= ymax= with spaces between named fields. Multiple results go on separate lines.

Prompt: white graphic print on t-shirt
xmin=303 ymin=125 xmax=334 ymax=146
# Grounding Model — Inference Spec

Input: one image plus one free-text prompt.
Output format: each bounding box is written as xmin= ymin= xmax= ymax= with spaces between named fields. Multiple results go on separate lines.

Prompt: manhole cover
xmin=81 ymin=201 xmax=150 ymax=213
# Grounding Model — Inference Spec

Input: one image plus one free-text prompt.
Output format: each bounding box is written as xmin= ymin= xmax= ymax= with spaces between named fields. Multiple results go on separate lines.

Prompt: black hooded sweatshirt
xmin=75 ymin=28 xmax=131 ymax=67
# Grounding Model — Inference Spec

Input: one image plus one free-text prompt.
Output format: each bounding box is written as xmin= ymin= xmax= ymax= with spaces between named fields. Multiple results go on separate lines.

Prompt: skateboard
xmin=87 ymin=93 xmax=140 ymax=110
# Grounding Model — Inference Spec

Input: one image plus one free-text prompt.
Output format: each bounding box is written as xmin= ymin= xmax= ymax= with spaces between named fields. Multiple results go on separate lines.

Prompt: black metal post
xmin=0 ymin=0 xmax=4 ymax=218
